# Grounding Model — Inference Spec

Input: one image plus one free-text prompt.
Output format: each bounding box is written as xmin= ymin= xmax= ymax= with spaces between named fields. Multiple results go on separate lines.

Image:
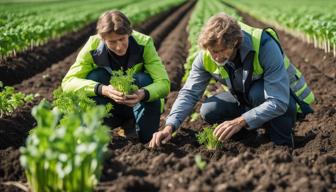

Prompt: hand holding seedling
xmin=122 ymin=89 xmax=146 ymax=107
xmin=102 ymin=85 xmax=126 ymax=104
xmin=106 ymin=69 xmax=140 ymax=106
xmin=213 ymin=116 xmax=247 ymax=141
xmin=102 ymin=85 xmax=145 ymax=107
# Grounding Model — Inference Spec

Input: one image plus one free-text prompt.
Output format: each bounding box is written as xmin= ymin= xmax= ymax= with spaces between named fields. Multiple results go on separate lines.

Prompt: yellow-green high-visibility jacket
xmin=202 ymin=23 xmax=314 ymax=112
xmin=62 ymin=30 xmax=170 ymax=105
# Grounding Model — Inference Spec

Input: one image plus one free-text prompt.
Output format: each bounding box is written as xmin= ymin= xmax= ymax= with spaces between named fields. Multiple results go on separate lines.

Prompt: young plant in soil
xmin=0 ymin=81 xmax=34 ymax=117
xmin=52 ymin=88 xmax=112 ymax=116
xmin=196 ymin=124 xmax=222 ymax=150
xmin=109 ymin=69 xmax=138 ymax=95
xmin=20 ymin=100 xmax=111 ymax=192
xmin=194 ymin=154 xmax=207 ymax=171
xmin=190 ymin=112 xmax=200 ymax=122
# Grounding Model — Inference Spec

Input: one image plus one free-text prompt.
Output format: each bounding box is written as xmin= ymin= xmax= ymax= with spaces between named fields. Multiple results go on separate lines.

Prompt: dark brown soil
xmin=1 ymin=2 xmax=336 ymax=192
xmin=96 ymin=8 xmax=336 ymax=192
xmin=135 ymin=2 xmax=185 ymax=35
xmin=150 ymin=0 xmax=195 ymax=49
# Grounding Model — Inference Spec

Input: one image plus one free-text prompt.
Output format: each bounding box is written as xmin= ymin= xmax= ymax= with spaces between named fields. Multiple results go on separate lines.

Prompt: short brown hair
xmin=97 ymin=10 xmax=132 ymax=36
xmin=198 ymin=13 xmax=243 ymax=49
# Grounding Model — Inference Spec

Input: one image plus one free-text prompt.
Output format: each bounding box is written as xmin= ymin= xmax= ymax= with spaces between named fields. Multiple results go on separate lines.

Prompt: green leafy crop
xmin=52 ymin=88 xmax=113 ymax=132
xmin=0 ymin=82 xmax=34 ymax=117
xmin=110 ymin=69 xmax=138 ymax=95
xmin=194 ymin=154 xmax=207 ymax=171
xmin=190 ymin=112 xmax=200 ymax=122
xmin=20 ymin=100 xmax=111 ymax=192
xmin=20 ymin=88 xmax=113 ymax=191
xmin=0 ymin=0 xmax=185 ymax=59
xmin=196 ymin=124 xmax=222 ymax=150
xmin=53 ymin=88 xmax=95 ymax=113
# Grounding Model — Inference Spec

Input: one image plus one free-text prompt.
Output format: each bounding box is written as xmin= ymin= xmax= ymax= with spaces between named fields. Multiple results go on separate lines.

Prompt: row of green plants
xmin=182 ymin=0 xmax=241 ymax=82
xmin=0 ymin=67 xmax=137 ymax=119
xmin=0 ymin=0 xmax=184 ymax=116
xmin=0 ymin=0 xmax=185 ymax=59
xmin=122 ymin=0 xmax=185 ymax=25
xmin=20 ymin=90 xmax=111 ymax=192
xmin=0 ymin=0 xmax=136 ymax=59
xmin=224 ymin=0 xmax=336 ymax=57
xmin=0 ymin=70 xmax=137 ymax=118
xmin=19 ymin=69 xmax=141 ymax=191
xmin=0 ymin=81 xmax=34 ymax=118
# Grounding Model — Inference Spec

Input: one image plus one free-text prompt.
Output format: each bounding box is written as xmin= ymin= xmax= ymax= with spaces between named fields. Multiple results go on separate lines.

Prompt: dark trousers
xmin=200 ymin=80 xmax=296 ymax=146
xmin=86 ymin=68 xmax=161 ymax=143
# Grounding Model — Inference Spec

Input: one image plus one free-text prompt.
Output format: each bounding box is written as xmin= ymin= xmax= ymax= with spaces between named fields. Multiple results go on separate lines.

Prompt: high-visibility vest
xmin=202 ymin=22 xmax=314 ymax=112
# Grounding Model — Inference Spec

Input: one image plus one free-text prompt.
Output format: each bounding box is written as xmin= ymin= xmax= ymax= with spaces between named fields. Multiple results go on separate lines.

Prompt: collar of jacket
xmin=225 ymin=31 xmax=256 ymax=106
xmin=238 ymin=31 xmax=255 ymax=63
xmin=90 ymin=35 xmax=144 ymax=73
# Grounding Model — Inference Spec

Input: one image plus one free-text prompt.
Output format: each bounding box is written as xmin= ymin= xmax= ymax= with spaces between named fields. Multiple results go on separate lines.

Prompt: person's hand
xmin=101 ymin=85 xmax=126 ymax=104
xmin=213 ymin=116 xmax=247 ymax=141
xmin=123 ymin=89 xmax=146 ymax=107
xmin=149 ymin=125 xmax=173 ymax=148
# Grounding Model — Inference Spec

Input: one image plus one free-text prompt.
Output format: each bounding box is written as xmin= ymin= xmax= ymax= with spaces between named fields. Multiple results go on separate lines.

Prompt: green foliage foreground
xmin=20 ymin=89 xmax=112 ymax=192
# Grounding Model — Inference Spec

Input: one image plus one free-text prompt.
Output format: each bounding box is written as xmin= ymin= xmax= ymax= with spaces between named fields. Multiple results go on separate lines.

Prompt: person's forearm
xmin=242 ymin=99 xmax=288 ymax=129
xmin=165 ymin=88 xmax=201 ymax=130
xmin=166 ymin=51 xmax=210 ymax=131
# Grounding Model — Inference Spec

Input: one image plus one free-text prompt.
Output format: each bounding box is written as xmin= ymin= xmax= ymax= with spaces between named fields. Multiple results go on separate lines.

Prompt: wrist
xmin=237 ymin=116 xmax=247 ymax=127
xmin=101 ymin=85 xmax=108 ymax=96
xmin=140 ymin=88 xmax=150 ymax=101
xmin=138 ymin=88 xmax=146 ymax=100
xmin=164 ymin=125 xmax=174 ymax=134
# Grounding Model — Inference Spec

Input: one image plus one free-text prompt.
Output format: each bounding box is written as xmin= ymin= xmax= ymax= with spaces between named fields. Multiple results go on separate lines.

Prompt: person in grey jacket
xmin=149 ymin=13 xmax=314 ymax=148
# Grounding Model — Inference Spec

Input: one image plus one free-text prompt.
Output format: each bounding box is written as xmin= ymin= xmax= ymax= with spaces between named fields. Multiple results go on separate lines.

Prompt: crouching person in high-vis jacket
xmin=149 ymin=13 xmax=314 ymax=148
xmin=62 ymin=10 xmax=170 ymax=143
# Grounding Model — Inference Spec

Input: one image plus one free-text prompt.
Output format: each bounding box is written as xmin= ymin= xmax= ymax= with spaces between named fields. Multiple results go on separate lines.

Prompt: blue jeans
xmin=200 ymin=80 xmax=296 ymax=146
xmin=86 ymin=68 xmax=161 ymax=143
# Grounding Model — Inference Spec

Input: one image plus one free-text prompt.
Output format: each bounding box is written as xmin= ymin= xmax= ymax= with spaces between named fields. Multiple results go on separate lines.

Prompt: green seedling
xmin=52 ymin=88 xmax=112 ymax=117
xmin=194 ymin=154 xmax=207 ymax=171
xmin=196 ymin=124 xmax=222 ymax=150
xmin=0 ymin=82 xmax=34 ymax=117
xmin=110 ymin=69 xmax=138 ymax=96
xmin=190 ymin=112 xmax=200 ymax=122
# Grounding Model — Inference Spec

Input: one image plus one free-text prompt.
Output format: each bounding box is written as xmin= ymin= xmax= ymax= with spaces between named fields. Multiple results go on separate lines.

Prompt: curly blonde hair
xmin=199 ymin=13 xmax=243 ymax=49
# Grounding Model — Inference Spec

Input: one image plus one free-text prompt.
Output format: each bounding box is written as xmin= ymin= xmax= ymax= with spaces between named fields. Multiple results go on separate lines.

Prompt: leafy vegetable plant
xmin=20 ymin=100 xmax=111 ymax=192
xmin=0 ymin=82 xmax=34 ymax=117
xmin=194 ymin=154 xmax=207 ymax=171
xmin=196 ymin=124 xmax=222 ymax=150
xmin=110 ymin=69 xmax=138 ymax=95
xmin=190 ymin=112 xmax=200 ymax=122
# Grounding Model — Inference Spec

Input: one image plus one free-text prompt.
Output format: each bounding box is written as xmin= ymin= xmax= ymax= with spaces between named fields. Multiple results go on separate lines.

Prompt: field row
xmin=0 ymin=0 xmax=184 ymax=58
xmin=224 ymin=0 xmax=336 ymax=56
